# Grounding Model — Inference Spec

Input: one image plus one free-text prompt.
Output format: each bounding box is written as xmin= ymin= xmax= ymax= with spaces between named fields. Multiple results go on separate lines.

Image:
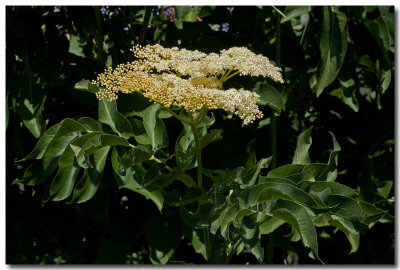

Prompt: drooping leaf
xmin=143 ymin=103 xmax=169 ymax=150
xmin=47 ymin=146 xmax=81 ymax=201
xmin=273 ymin=200 xmax=321 ymax=262
xmin=68 ymin=146 xmax=110 ymax=204
xmin=15 ymin=96 xmax=46 ymax=138
xmin=98 ymin=99 xmax=133 ymax=139
xmin=241 ymin=216 xmax=264 ymax=263
xmin=19 ymin=133 xmax=78 ymax=185
xmin=18 ymin=118 xmax=88 ymax=162
xmin=253 ymin=82 xmax=285 ymax=113
xmin=315 ymin=7 xmax=348 ymax=96
xmin=292 ymin=126 xmax=312 ymax=165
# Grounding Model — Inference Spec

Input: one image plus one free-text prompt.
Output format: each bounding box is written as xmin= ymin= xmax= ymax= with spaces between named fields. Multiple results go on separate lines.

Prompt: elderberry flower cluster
xmin=93 ymin=44 xmax=283 ymax=124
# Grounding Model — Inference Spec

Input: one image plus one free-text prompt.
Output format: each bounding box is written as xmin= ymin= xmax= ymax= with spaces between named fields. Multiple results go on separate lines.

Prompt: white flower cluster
xmin=94 ymin=44 xmax=284 ymax=124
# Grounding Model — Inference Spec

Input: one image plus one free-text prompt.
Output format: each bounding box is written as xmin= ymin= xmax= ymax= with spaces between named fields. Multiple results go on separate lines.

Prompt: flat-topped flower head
xmin=93 ymin=44 xmax=284 ymax=124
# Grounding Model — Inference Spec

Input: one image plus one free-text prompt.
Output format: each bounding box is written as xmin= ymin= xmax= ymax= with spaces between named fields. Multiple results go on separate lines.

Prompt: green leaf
xmin=281 ymin=6 xmax=311 ymax=23
xmin=379 ymin=69 xmax=392 ymax=94
xmin=315 ymin=7 xmax=348 ymax=96
xmin=376 ymin=180 xmax=393 ymax=199
xmin=111 ymin=148 xmax=163 ymax=211
xmin=364 ymin=14 xmax=391 ymax=62
xmin=98 ymin=99 xmax=133 ymax=139
xmin=267 ymin=164 xmax=305 ymax=179
xmin=74 ymin=80 xmax=99 ymax=93
xmin=146 ymin=210 xmax=182 ymax=264
xmin=329 ymin=215 xmax=359 ymax=253
xmin=19 ymin=133 xmax=78 ymax=185
xmin=118 ymin=144 xmax=153 ymax=168
xmin=329 ymin=81 xmax=359 ymax=112
xmin=292 ymin=126 xmax=312 ymax=165
xmin=200 ymin=129 xmax=223 ymax=149
xmin=15 ymin=96 xmax=46 ymax=138
xmin=241 ymin=216 xmax=264 ymax=263
xmin=253 ymin=82 xmax=285 ymax=113
xmin=128 ymin=118 xmax=150 ymax=145
xmin=241 ymin=179 xmax=320 ymax=209
xmin=78 ymin=117 xmax=102 ymax=132
xmin=47 ymin=146 xmax=81 ymax=201
xmin=68 ymin=146 xmax=110 ymax=204
xmin=259 ymin=216 xmax=285 ymax=234
xmin=181 ymin=223 xmax=207 ymax=260
xmin=69 ymin=133 xmax=130 ymax=168
xmin=175 ymin=126 xmax=197 ymax=170
xmin=18 ymin=118 xmax=88 ymax=162
xmin=181 ymin=203 xmax=223 ymax=230
xmin=143 ymin=104 xmax=169 ymax=150
xmin=273 ymin=200 xmax=321 ymax=262
xmin=68 ymin=35 xmax=86 ymax=57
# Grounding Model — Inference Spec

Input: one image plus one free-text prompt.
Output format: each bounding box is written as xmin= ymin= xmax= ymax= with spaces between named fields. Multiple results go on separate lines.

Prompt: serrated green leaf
xmin=292 ymin=126 xmax=312 ymax=165
xmin=143 ymin=103 xmax=169 ymax=150
xmin=98 ymin=99 xmax=133 ymax=139
xmin=68 ymin=146 xmax=110 ymax=204
xmin=315 ymin=7 xmax=348 ymax=96
xmin=47 ymin=146 xmax=81 ymax=201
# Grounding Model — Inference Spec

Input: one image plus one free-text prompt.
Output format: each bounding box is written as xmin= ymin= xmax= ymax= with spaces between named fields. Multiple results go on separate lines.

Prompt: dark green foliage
xmin=6 ymin=6 xmax=394 ymax=265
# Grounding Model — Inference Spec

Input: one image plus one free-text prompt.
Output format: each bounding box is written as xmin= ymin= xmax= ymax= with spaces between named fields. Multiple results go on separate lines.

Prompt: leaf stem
xmin=164 ymin=107 xmax=192 ymax=125
xmin=188 ymin=113 xmax=203 ymax=190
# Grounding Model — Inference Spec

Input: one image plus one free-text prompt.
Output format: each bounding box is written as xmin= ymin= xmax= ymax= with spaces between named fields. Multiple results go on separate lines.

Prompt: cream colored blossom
xmin=93 ymin=44 xmax=284 ymax=124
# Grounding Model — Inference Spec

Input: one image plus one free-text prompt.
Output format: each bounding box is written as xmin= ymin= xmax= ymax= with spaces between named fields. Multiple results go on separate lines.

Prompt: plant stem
xmin=164 ymin=107 xmax=192 ymax=125
xmin=188 ymin=113 xmax=203 ymax=190
xmin=188 ymin=110 xmax=211 ymax=262
xmin=265 ymin=6 xmax=282 ymax=264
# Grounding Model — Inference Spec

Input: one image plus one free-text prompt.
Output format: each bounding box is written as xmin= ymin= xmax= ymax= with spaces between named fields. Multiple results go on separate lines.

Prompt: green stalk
xmin=188 ymin=111 xmax=211 ymax=262
xmin=188 ymin=113 xmax=203 ymax=190
xmin=264 ymin=6 xmax=282 ymax=264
